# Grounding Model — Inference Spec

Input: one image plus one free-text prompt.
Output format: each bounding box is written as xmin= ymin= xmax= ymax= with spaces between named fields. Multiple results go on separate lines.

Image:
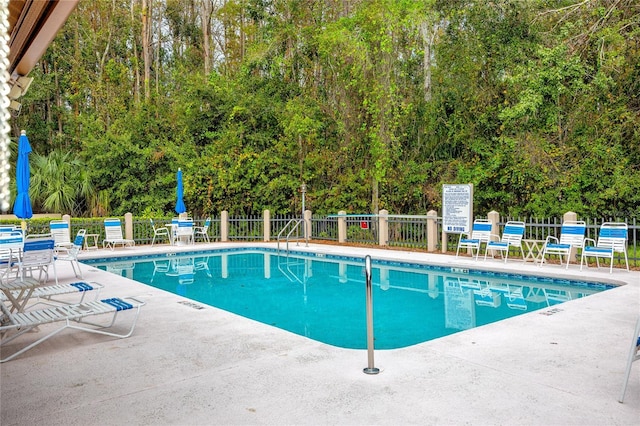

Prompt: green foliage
xmin=9 ymin=0 xmax=640 ymax=220
xmin=29 ymin=150 xmax=93 ymax=216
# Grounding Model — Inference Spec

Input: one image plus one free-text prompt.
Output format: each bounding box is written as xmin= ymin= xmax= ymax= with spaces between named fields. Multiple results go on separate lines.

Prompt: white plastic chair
xmin=55 ymin=230 xmax=86 ymax=279
xmin=103 ymin=218 xmax=135 ymax=250
xmin=194 ymin=217 xmax=211 ymax=243
xmin=456 ymin=218 xmax=492 ymax=260
xmin=484 ymin=221 xmax=526 ymax=262
xmin=619 ymin=316 xmax=640 ymax=403
xmin=540 ymin=220 xmax=586 ymax=268
xmin=580 ymin=222 xmax=629 ymax=273
xmin=150 ymin=219 xmax=170 ymax=246
xmin=17 ymin=238 xmax=57 ymax=284
xmin=0 ymin=230 xmax=24 ymax=283
xmin=175 ymin=219 xmax=194 ymax=245
xmin=49 ymin=220 xmax=74 ymax=252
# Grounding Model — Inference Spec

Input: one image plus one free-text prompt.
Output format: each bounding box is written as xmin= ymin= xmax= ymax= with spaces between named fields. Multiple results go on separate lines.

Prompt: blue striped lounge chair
xmin=1 ymin=296 xmax=145 ymax=363
xmin=580 ymin=222 xmax=629 ymax=273
xmin=0 ymin=281 xmax=104 ymax=309
xmin=539 ymin=220 xmax=586 ymax=269
xmin=456 ymin=218 xmax=492 ymax=260
xmin=49 ymin=220 xmax=74 ymax=252
xmin=103 ymin=218 xmax=135 ymax=250
xmin=483 ymin=221 xmax=526 ymax=263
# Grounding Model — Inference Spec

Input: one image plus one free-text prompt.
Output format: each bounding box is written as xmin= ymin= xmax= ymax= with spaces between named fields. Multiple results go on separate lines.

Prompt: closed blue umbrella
xmin=13 ymin=130 xmax=33 ymax=219
xmin=175 ymin=168 xmax=186 ymax=214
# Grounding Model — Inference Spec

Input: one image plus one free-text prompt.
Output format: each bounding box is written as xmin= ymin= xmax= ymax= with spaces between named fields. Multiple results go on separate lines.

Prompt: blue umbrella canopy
xmin=13 ymin=130 xmax=33 ymax=219
xmin=175 ymin=168 xmax=186 ymax=214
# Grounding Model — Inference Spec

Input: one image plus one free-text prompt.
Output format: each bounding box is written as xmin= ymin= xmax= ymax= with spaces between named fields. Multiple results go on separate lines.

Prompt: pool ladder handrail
xmin=363 ymin=255 xmax=379 ymax=375
xmin=277 ymin=218 xmax=308 ymax=256
xmin=277 ymin=255 xmax=307 ymax=285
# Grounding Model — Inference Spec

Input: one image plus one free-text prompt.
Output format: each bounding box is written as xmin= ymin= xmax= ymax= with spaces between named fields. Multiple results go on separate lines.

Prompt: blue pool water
xmin=84 ymin=249 xmax=615 ymax=349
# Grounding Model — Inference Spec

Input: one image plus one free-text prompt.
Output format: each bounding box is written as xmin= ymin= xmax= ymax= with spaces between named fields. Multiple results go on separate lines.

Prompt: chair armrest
xmin=583 ymin=238 xmax=596 ymax=247
xmin=544 ymin=236 xmax=559 ymax=244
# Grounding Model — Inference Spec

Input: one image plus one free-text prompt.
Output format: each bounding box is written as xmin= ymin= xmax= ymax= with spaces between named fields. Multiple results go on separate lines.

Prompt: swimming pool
xmin=84 ymin=248 xmax=615 ymax=349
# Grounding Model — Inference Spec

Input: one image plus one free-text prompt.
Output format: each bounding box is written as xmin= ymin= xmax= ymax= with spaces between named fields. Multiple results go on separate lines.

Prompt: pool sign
xmin=442 ymin=184 xmax=473 ymax=234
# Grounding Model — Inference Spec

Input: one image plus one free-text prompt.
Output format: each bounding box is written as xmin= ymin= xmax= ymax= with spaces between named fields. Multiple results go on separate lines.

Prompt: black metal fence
xmin=5 ymin=214 xmax=638 ymax=267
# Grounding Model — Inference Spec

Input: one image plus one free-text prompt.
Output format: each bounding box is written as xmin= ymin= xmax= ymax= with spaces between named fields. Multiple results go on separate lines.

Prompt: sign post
xmin=442 ymin=184 xmax=473 ymax=253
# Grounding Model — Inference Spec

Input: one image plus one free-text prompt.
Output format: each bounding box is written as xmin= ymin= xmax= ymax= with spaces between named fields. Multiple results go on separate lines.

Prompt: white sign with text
xmin=442 ymin=184 xmax=473 ymax=234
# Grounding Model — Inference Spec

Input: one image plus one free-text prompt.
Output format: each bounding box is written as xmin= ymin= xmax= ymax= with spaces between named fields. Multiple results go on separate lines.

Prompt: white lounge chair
xmin=0 ymin=296 xmax=145 ymax=363
xmin=49 ymin=220 xmax=74 ymax=252
xmin=483 ymin=221 xmax=526 ymax=262
xmin=580 ymin=222 xmax=629 ymax=273
xmin=103 ymin=218 xmax=135 ymax=250
xmin=0 ymin=280 xmax=103 ymax=308
xmin=456 ymin=218 xmax=492 ymax=260
xmin=539 ymin=220 xmax=586 ymax=269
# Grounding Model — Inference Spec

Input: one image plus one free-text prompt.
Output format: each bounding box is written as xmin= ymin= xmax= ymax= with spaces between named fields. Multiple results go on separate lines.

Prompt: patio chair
xmin=49 ymin=220 xmax=74 ymax=252
xmin=169 ymin=217 xmax=180 ymax=245
xmin=103 ymin=218 xmax=135 ymax=250
xmin=483 ymin=221 xmax=526 ymax=263
xmin=17 ymin=238 xmax=58 ymax=285
xmin=150 ymin=219 xmax=170 ymax=246
xmin=456 ymin=218 xmax=492 ymax=260
xmin=619 ymin=315 xmax=640 ymax=403
xmin=0 ymin=295 xmax=145 ymax=363
xmin=55 ymin=230 xmax=86 ymax=280
xmin=175 ymin=219 xmax=194 ymax=245
xmin=539 ymin=220 xmax=586 ymax=269
xmin=193 ymin=217 xmax=211 ymax=243
xmin=580 ymin=222 xmax=629 ymax=273
xmin=0 ymin=230 xmax=24 ymax=283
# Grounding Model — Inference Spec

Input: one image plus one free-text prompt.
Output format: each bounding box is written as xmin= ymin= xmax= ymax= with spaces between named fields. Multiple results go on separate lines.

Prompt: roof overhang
xmin=7 ymin=0 xmax=79 ymax=110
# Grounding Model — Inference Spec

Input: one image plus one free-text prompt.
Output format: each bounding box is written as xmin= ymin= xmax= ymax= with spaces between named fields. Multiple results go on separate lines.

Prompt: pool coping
xmin=2 ymin=242 xmax=639 ymax=425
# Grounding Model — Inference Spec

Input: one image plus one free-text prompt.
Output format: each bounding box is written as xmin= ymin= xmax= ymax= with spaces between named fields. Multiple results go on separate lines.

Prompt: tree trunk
xmin=141 ymin=0 xmax=151 ymax=101
xmin=201 ymin=0 xmax=212 ymax=74
xmin=131 ymin=0 xmax=140 ymax=104
xmin=420 ymin=21 xmax=439 ymax=102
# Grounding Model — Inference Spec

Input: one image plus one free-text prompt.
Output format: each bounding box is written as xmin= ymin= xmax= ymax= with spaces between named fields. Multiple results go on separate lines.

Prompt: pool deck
xmin=1 ymin=242 xmax=639 ymax=425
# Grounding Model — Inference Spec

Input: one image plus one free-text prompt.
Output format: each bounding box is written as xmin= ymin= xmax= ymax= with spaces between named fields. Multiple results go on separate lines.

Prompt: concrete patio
xmin=1 ymin=242 xmax=639 ymax=425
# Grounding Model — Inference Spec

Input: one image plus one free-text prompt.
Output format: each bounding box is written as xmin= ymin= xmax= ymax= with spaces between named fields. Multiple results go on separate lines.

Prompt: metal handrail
xmin=363 ymin=254 xmax=379 ymax=375
xmin=277 ymin=218 xmax=304 ymax=255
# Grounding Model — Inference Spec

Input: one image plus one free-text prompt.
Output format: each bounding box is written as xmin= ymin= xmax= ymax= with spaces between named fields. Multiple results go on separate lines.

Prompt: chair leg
xmin=619 ymin=316 xmax=640 ymax=403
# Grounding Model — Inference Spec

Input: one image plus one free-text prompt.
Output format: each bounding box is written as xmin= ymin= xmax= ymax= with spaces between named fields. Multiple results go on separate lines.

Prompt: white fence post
xmin=338 ymin=211 xmax=347 ymax=243
xmin=378 ymin=209 xmax=388 ymax=247
xmin=427 ymin=210 xmax=438 ymax=252
xmin=263 ymin=210 xmax=270 ymax=242
xmin=221 ymin=210 xmax=229 ymax=242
